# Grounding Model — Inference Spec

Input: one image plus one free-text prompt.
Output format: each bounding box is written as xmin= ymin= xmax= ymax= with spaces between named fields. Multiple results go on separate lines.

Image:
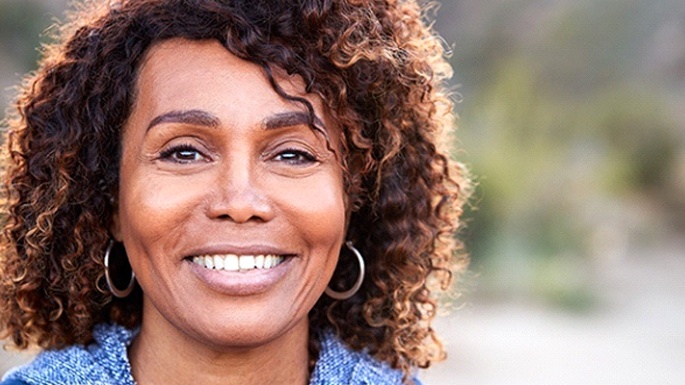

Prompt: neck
xmin=128 ymin=305 xmax=311 ymax=385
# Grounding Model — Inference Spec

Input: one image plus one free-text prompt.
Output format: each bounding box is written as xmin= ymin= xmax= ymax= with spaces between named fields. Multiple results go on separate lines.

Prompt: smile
xmin=191 ymin=254 xmax=285 ymax=271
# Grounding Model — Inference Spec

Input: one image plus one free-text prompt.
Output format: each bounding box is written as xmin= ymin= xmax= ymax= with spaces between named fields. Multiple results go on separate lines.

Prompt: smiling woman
xmin=116 ymin=40 xmax=347 ymax=368
xmin=0 ymin=1 xmax=468 ymax=384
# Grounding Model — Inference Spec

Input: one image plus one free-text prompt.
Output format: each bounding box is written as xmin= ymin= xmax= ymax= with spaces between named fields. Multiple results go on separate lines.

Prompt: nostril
xmin=212 ymin=212 xmax=267 ymax=223
xmin=205 ymin=187 xmax=275 ymax=223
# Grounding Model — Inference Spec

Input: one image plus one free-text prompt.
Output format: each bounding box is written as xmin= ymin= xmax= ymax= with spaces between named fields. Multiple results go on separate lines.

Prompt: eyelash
xmin=158 ymin=143 xmax=205 ymax=163
xmin=274 ymin=148 xmax=318 ymax=165
xmin=157 ymin=144 xmax=318 ymax=165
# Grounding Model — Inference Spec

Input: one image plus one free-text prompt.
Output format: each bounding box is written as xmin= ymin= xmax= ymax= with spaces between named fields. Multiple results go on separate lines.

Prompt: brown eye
xmin=159 ymin=144 xmax=206 ymax=163
xmin=274 ymin=149 xmax=317 ymax=165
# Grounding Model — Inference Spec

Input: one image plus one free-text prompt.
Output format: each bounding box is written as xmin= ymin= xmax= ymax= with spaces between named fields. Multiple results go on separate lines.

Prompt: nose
xmin=206 ymin=160 xmax=274 ymax=224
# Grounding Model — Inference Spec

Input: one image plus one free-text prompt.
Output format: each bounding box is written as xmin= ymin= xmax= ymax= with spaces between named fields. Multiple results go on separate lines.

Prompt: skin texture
xmin=111 ymin=38 xmax=346 ymax=385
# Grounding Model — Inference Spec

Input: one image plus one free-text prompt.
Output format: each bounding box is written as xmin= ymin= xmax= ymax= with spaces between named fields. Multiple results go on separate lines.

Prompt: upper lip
xmin=183 ymin=244 xmax=297 ymax=259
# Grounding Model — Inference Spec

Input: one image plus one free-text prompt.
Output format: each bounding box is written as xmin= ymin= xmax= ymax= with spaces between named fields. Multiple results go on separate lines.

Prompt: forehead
xmin=130 ymin=38 xmax=336 ymax=133
xmin=124 ymin=38 xmax=341 ymax=156
xmin=135 ymin=38 xmax=307 ymax=108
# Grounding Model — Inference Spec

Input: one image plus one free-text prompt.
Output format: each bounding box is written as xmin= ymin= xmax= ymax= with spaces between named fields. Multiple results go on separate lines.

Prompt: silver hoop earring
xmin=325 ymin=241 xmax=365 ymax=300
xmin=104 ymin=240 xmax=136 ymax=298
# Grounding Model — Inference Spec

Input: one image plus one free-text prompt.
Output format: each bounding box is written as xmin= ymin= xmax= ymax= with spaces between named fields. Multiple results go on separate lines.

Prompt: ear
xmin=110 ymin=206 xmax=123 ymax=242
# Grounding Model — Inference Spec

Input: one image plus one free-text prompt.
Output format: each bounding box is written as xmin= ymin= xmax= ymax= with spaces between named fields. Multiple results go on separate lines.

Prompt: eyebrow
xmin=263 ymin=111 xmax=326 ymax=132
xmin=146 ymin=109 xmax=327 ymax=134
xmin=146 ymin=109 xmax=221 ymax=132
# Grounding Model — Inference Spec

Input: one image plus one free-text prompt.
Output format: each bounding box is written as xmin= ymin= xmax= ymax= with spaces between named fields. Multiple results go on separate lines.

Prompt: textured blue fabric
xmin=3 ymin=324 xmax=136 ymax=385
xmin=2 ymin=324 xmax=419 ymax=385
xmin=0 ymin=380 xmax=27 ymax=385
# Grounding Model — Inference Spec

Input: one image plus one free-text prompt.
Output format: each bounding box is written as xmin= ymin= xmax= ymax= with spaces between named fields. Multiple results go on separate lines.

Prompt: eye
xmin=274 ymin=148 xmax=318 ymax=165
xmin=159 ymin=143 xmax=207 ymax=163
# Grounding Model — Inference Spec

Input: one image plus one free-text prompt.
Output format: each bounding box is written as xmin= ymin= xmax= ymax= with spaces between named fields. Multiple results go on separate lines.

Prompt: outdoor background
xmin=1 ymin=0 xmax=684 ymax=384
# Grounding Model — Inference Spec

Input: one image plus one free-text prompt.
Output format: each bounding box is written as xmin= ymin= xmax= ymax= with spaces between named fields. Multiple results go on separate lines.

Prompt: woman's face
xmin=113 ymin=38 xmax=346 ymax=349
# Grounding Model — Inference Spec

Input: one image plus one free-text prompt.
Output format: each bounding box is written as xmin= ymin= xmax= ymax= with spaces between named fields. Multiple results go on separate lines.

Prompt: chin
xmin=175 ymin=307 xmax=308 ymax=351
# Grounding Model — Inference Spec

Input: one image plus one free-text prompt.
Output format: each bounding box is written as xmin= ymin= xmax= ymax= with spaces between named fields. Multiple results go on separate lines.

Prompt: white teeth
xmin=191 ymin=254 xmax=285 ymax=271
xmin=213 ymin=255 xmax=224 ymax=270
xmin=271 ymin=256 xmax=284 ymax=268
xmin=224 ymin=255 xmax=239 ymax=271
xmin=239 ymin=255 xmax=255 ymax=270
xmin=204 ymin=255 xmax=214 ymax=269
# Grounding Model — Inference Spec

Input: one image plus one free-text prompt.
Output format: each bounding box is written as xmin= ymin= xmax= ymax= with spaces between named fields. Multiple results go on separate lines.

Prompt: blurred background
xmin=1 ymin=0 xmax=684 ymax=384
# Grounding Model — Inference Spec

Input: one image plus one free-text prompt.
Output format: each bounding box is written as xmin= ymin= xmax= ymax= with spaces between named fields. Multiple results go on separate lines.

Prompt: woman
xmin=0 ymin=0 xmax=467 ymax=384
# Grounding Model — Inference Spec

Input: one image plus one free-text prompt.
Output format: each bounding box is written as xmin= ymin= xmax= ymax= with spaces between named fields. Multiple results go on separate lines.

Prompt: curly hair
xmin=0 ymin=0 xmax=468 ymax=381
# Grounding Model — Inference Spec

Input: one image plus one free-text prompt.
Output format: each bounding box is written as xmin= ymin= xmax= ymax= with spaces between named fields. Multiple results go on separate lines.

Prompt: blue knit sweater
xmin=2 ymin=324 xmax=419 ymax=385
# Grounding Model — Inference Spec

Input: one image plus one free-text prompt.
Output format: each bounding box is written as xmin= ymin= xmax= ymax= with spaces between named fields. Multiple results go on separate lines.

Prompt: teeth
xmin=239 ymin=255 xmax=255 ymax=270
xmin=225 ymin=255 xmax=239 ymax=271
xmin=213 ymin=255 xmax=224 ymax=270
xmin=191 ymin=254 xmax=285 ymax=271
xmin=204 ymin=255 xmax=214 ymax=269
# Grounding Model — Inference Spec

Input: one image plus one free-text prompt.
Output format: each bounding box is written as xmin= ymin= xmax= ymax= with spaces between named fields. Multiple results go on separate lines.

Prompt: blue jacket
xmin=2 ymin=323 xmax=421 ymax=384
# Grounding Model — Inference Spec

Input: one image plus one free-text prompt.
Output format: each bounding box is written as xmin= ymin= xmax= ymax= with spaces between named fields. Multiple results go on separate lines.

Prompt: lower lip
xmin=187 ymin=258 xmax=292 ymax=296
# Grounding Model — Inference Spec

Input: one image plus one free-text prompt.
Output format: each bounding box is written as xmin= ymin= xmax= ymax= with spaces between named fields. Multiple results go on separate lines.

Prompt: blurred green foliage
xmin=436 ymin=0 xmax=685 ymax=309
xmin=0 ymin=0 xmax=67 ymax=109
xmin=0 ymin=0 xmax=50 ymax=69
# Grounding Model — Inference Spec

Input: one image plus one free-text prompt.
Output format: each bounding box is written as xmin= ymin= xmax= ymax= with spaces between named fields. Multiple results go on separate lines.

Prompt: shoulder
xmin=310 ymin=331 xmax=424 ymax=385
xmin=2 ymin=344 xmax=102 ymax=384
xmin=0 ymin=380 xmax=28 ymax=385
xmin=1 ymin=324 xmax=137 ymax=385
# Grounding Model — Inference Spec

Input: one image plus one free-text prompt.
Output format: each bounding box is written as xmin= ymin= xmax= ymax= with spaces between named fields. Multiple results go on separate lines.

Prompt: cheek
xmin=273 ymin=176 xmax=346 ymax=301
xmin=274 ymin=173 xmax=347 ymax=248
xmin=117 ymin=170 xmax=206 ymax=259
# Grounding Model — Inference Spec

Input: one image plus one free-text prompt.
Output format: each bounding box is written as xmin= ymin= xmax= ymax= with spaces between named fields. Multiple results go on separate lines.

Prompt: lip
xmin=184 ymin=243 xmax=297 ymax=296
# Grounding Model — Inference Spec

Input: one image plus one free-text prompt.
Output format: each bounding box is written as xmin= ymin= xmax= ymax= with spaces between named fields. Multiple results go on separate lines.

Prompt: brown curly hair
xmin=0 ymin=0 xmax=468 ymax=381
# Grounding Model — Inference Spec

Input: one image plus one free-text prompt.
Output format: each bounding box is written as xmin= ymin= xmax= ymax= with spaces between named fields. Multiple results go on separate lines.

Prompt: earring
xmin=104 ymin=240 xmax=136 ymax=298
xmin=325 ymin=241 xmax=365 ymax=300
